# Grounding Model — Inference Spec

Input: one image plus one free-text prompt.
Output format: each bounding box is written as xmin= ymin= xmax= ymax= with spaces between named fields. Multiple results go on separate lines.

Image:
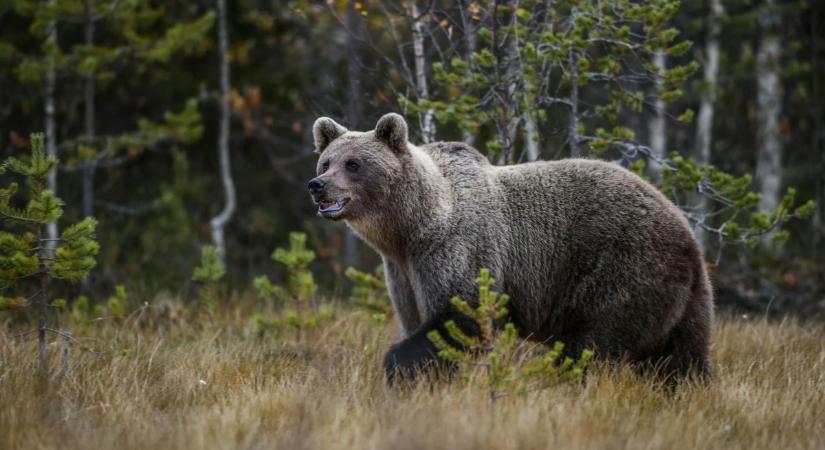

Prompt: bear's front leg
xmin=384 ymin=307 xmax=481 ymax=385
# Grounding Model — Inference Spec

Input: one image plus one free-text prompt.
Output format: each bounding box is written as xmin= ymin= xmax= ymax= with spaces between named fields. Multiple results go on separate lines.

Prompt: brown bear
xmin=308 ymin=112 xmax=713 ymax=383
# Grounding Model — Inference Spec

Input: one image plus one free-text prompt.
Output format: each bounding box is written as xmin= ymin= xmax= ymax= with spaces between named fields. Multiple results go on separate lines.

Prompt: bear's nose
xmin=307 ymin=177 xmax=326 ymax=195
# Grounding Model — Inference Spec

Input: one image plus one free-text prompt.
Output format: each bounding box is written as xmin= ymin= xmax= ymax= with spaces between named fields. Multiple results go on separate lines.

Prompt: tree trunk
xmin=490 ymin=0 xmax=515 ymax=164
xmin=813 ymin=1 xmax=824 ymax=251
xmin=649 ymin=50 xmax=667 ymax=179
xmin=44 ymin=0 xmax=58 ymax=251
xmin=524 ymin=111 xmax=540 ymax=161
xmin=346 ymin=0 xmax=364 ymax=132
xmin=209 ymin=0 xmax=236 ymax=262
xmin=344 ymin=0 xmax=365 ymax=270
xmin=693 ymin=0 xmax=723 ymax=248
xmin=37 ymin=226 xmax=50 ymax=381
xmin=754 ymin=1 xmax=782 ymax=241
xmin=82 ymin=0 xmax=96 ymax=219
xmin=409 ymin=1 xmax=435 ymax=143
xmin=460 ymin=0 xmax=477 ymax=146
xmin=567 ymin=9 xmax=580 ymax=158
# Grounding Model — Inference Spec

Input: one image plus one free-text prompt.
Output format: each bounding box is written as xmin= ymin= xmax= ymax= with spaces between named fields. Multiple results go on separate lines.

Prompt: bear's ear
xmin=374 ymin=113 xmax=408 ymax=153
xmin=313 ymin=117 xmax=347 ymax=154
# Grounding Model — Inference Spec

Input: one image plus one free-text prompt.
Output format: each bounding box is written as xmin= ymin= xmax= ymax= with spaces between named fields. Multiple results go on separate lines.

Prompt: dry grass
xmin=1 ymin=300 xmax=824 ymax=450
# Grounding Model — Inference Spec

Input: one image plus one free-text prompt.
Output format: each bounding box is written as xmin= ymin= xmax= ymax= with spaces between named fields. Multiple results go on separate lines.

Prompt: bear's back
xmin=420 ymin=142 xmax=490 ymax=176
xmin=488 ymin=159 xmax=701 ymax=334
xmin=493 ymin=158 xmax=690 ymax=237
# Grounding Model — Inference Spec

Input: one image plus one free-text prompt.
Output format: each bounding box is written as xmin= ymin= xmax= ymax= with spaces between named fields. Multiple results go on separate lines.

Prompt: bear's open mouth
xmin=318 ymin=198 xmax=349 ymax=214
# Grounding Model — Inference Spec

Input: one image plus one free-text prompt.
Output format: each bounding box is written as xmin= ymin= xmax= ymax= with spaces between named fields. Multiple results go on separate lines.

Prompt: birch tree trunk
xmin=460 ymin=0 xmax=477 ymax=146
xmin=648 ymin=50 xmax=667 ymax=179
xmin=409 ymin=1 xmax=435 ymax=143
xmin=518 ymin=15 xmax=539 ymax=162
xmin=524 ymin=111 xmax=540 ymax=161
xmin=209 ymin=0 xmax=236 ymax=261
xmin=755 ymin=1 xmax=782 ymax=237
xmin=44 ymin=0 xmax=58 ymax=250
xmin=567 ymin=8 xmax=581 ymax=158
xmin=693 ymin=0 xmax=723 ymax=247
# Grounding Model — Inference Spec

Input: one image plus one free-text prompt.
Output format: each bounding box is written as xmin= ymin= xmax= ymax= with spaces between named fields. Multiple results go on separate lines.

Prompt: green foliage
xmin=0 ymin=231 xmax=38 ymax=288
xmin=51 ymin=218 xmax=100 ymax=280
xmin=346 ymin=265 xmax=391 ymax=316
xmin=106 ymin=285 xmax=128 ymax=320
xmin=0 ymin=0 xmax=819 ymax=322
xmin=660 ymin=153 xmax=816 ymax=253
xmin=66 ymin=287 xmax=132 ymax=324
xmin=133 ymin=99 xmax=205 ymax=148
xmin=192 ymin=245 xmax=226 ymax=283
xmin=0 ymin=133 xmax=99 ymax=303
xmin=142 ymin=13 xmax=215 ymax=63
xmin=0 ymin=295 xmax=27 ymax=311
xmin=253 ymin=232 xmax=331 ymax=336
xmin=0 ymin=132 xmax=98 ymax=377
xmin=69 ymin=295 xmax=90 ymax=323
xmin=192 ymin=245 xmax=225 ymax=317
xmin=0 ymin=0 xmax=213 ymax=295
xmin=428 ymin=269 xmax=593 ymax=399
xmin=408 ymin=0 xmax=696 ymax=162
xmin=133 ymin=148 xmax=203 ymax=289
xmin=255 ymin=232 xmax=317 ymax=305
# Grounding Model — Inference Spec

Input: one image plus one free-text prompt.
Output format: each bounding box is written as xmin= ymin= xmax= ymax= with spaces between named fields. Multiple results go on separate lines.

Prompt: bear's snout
xmin=307 ymin=177 xmax=326 ymax=195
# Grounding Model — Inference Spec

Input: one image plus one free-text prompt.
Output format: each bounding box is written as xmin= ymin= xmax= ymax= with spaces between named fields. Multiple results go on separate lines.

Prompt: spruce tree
xmin=346 ymin=265 xmax=391 ymax=318
xmin=428 ymin=269 xmax=593 ymax=401
xmin=192 ymin=244 xmax=226 ymax=317
xmin=0 ymin=132 xmax=99 ymax=378
xmin=253 ymin=232 xmax=333 ymax=339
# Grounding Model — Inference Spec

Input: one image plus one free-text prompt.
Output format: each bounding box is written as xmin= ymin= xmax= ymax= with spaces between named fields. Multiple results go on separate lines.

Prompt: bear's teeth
xmin=320 ymin=200 xmax=339 ymax=211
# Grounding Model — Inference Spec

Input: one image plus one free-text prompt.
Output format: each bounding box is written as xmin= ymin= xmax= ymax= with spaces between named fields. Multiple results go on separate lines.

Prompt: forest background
xmin=1 ymin=0 xmax=823 ymax=318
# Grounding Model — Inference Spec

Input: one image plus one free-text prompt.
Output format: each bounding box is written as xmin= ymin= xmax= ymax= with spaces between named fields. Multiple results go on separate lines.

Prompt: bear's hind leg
xmin=646 ymin=298 xmax=712 ymax=382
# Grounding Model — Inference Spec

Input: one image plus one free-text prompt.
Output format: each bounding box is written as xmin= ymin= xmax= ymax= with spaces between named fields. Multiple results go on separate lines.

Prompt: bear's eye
xmin=320 ymin=160 xmax=330 ymax=173
xmin=345 ymin=160 xmax=360 ymax=173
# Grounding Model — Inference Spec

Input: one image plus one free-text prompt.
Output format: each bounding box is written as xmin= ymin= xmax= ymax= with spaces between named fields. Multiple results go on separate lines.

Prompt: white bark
xmin=693 ymin=0 xmax=723 ymax=248
xmin=649 ymin=50 xmax=667 ymax=179
xmin=567 ymin=8 xmax=580 ymax=158
xmin=209 ymin=0 xmax=236 ymax=262
xmin=755 ymin=3 xmax=782 ymax=216
xmin=44 ymin=0 xmax=58 ymax=249
xmin=524 ymin=111 xmax=540 ymax=161
xmin=695 ymin=0 xmax=722 ymax=168
xmin=568 ymin=49 xmax=580 ymax=158
xmin=461 ymin=4 xmax=476 ymax=146
xmin=409 ymin=2 xmax=435 ymax=143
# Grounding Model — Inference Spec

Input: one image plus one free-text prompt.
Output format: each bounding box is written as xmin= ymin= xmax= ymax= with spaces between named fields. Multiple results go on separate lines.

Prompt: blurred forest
xmin=0 ymin=0 xmax=823 ymax=318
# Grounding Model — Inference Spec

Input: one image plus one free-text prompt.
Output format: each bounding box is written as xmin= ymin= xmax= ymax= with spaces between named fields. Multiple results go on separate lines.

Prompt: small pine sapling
xmin=0 ymin=132 xmax=99 ymax=379
xmin=192 ymin=245 xmax=226 ymax=318
xmin=346 ymin=265 xmax=392 ymax=326
xmin=428 ymin=269 xmax=593 ymax=401
xmin=68 ymin=295 xmax=91 ymax=324
xmin=253 ymin=232 xmax=332 ymax=339
xmin=103 ymin=285 xmax=128 ymax=320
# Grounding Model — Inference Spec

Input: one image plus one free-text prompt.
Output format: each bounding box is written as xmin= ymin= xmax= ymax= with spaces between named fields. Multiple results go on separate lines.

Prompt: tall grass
xmin=1 ymin=297 xmax=823 ymax=450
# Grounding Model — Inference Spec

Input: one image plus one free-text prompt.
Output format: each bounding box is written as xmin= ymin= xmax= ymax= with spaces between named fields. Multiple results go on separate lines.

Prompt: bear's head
xmin=307 ymin=113 xmax=410 ymax=222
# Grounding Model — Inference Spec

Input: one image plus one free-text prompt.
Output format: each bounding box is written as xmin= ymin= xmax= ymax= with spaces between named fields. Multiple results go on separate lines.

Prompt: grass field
xmin=1 ymin=298 xmax=824 ymax=450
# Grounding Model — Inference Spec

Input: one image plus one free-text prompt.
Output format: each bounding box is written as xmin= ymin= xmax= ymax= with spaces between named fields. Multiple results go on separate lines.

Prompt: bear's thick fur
xmin=309 ymin=113 xmax=713 ymax=382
